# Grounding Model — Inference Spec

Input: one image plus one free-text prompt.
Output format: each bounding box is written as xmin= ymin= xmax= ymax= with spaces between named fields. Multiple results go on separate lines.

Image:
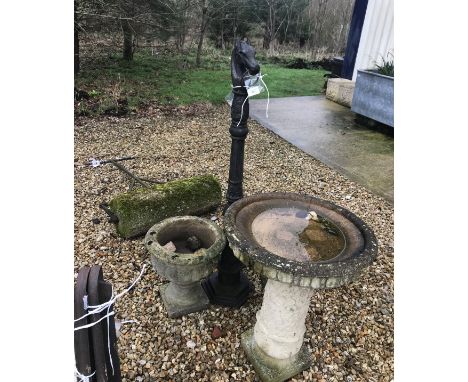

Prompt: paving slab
xmin=249 ymin=96 xmax=393 ymax=202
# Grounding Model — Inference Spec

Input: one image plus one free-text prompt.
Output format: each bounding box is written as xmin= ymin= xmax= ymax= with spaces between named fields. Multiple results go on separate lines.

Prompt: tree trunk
xmin=306 ymin=1 xmax=312 ymax=50
xmin=122 ymin=19 xmax=134 ymax=61
xmin=196 ymin=0 xmax=208 ymax=67
xmin=266 ymin=1 xmax=276 ymax=54
xmin=283 ymin=11 xmax=290 ymax=44
xmin=263 ymin=27 xmax=270 ymax=49
xmin=309 ymin=0 xmax=329 ymax=57
xmin=75 ymin=27 xmax=80 ymax=74
xmin=74 ymin=1 xmax=79 ymax=74
xmin=232 ymin=8 xmax=238 ymax=41
xmin=221 ymin=21 xmax=225 ymax=50
xmin=178 ymin=1 xmax=190 ymax=52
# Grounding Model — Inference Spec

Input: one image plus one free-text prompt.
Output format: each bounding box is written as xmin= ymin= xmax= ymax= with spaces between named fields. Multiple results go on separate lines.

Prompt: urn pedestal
xmin=145 ymin=216 xmax=226 ymax=318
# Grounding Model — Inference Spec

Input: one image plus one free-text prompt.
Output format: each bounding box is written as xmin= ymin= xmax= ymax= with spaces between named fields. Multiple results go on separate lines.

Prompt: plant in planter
xmin=351 ymin=52 xmax=394 ymax=127
xmin=375 ymin=54 xmax=394 ymax=77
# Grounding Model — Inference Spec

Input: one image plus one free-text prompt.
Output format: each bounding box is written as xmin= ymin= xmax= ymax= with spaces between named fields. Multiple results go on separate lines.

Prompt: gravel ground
xmin=74 ymin=104 xmax=394 ymax=382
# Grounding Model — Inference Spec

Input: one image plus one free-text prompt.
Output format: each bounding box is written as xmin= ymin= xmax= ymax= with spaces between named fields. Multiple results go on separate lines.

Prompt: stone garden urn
xmin=145 ymin=216 xmax=226 ymax=318
xmin=224 ymin=193 xmax=378 ymax=382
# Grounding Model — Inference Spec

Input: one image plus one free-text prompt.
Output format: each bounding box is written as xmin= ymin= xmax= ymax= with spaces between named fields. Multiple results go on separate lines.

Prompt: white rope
xmin=259 ymin=74 xmax=270 ymax=118
xmin=120 ymin=319 xmax=139 ymax=325
xmin=74 ymin=366 xmax=95 ymax=382
xmin=74 ymin=265 xmax=147 ymax=324
xmin=232 ymin=73 xmax=270 ymax=127
xmin=106 ymin=303 xmax=113 ymax=374
xmin=74 ymin=310 xmax=115 ymax=331
xmin=74 ymin=265 xmax=147 ymax=376
xmin=236 ymin=96 xmax=249 ymax=128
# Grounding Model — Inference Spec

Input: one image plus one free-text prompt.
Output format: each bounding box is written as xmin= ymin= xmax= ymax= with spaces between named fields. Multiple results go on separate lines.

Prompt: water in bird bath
xmin=251 ymin=207 xmax=345 ymax=262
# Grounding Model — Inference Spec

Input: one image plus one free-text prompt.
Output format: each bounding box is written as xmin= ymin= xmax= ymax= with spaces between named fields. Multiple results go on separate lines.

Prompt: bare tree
xmin=121 ymin=19 xmax=134 ymax=60
xmin=74 ymin=0 xmax=355 ymax=68
xmin=309 ymin=0 xmax=329 ymax=56
xmin=196 ymin=0 xmax=209 ymax=66
xmin=75 ymin=0 xmax=80 ymax=73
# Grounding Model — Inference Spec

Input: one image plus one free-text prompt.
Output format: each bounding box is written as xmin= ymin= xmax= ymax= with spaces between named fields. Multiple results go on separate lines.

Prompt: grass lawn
xmin=75 ymin=50 xmax=329 ymax=114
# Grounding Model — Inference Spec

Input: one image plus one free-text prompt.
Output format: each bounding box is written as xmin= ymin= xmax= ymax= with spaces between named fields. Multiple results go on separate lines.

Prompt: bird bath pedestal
xmin=224 ymin=193 xmax=378 ymax=382
xmin=145 ymin=216 xmax=226 ymax=318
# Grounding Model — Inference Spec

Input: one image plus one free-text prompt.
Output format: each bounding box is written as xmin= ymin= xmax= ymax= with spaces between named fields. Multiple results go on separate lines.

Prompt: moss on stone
xmin=108 ymin=175 xmax=222 ymax=238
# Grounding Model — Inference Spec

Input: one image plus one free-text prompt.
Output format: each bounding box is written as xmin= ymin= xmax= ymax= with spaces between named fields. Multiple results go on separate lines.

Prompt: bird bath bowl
xmin=224 ymin=193 xmax=378 ymax=382
xmin=145 ymin=216 xmax=226 ymax=318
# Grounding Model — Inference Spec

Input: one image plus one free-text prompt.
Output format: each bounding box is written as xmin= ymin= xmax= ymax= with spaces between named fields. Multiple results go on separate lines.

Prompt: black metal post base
xmin=202 ymin=245 xmax=253 ymax=307
xmin=209 ymin=42 xmax=259 ymax=309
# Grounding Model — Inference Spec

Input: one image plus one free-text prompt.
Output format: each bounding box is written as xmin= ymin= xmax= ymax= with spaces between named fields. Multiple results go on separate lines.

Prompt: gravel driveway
xmin=74 ymin=104 xmax=394 ymax=381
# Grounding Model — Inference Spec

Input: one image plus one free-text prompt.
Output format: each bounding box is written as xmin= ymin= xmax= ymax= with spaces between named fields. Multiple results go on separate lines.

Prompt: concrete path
xmin=249 ymin=96 xmax=394 ymax=202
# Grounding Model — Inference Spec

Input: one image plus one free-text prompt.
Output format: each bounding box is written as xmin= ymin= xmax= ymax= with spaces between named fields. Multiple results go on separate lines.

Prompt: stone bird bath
xmin=145 ymin=216 xmax=226 ymax=318
xmin=224 ymin=193 xmax=378 ymax=381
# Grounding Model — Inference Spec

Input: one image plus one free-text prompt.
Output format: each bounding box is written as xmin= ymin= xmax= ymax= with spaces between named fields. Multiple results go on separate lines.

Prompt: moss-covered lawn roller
xmin=108 ymin=175 xmax=222 ymax=238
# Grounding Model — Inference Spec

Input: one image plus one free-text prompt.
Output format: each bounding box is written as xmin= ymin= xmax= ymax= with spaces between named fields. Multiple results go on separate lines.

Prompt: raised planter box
xmin=351 ymin=69 xmax=394 ymax=127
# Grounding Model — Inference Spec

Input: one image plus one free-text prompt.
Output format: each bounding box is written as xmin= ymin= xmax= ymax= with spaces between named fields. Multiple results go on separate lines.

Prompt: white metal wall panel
xmin=352 ymin=0 xmax=394 ymax=80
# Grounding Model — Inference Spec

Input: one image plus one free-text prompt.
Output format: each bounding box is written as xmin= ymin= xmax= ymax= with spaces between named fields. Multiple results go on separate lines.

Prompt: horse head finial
xmin=231 ymin=39 xmax=260 ymax=87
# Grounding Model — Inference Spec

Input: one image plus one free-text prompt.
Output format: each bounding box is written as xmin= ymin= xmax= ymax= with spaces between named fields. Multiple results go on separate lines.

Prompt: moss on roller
xmin=108 ymin=175 xmax=222 ymax=238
